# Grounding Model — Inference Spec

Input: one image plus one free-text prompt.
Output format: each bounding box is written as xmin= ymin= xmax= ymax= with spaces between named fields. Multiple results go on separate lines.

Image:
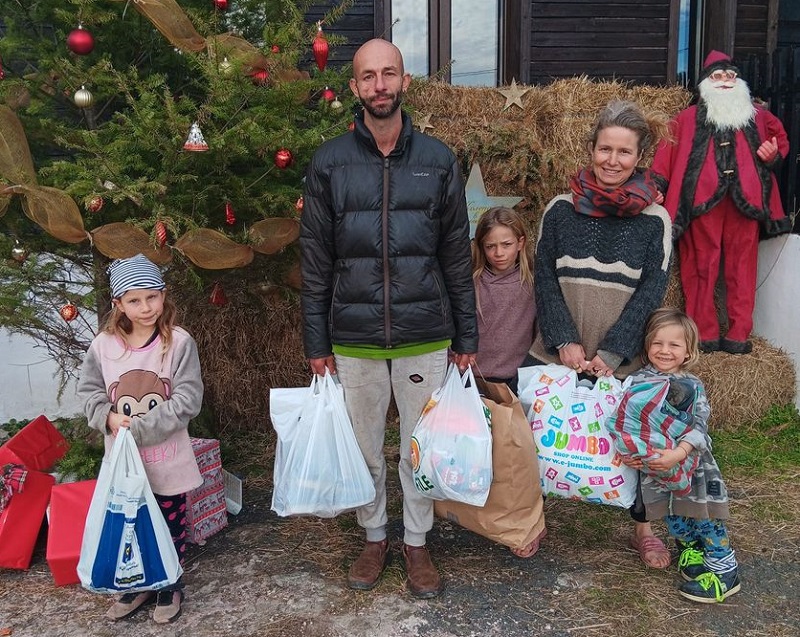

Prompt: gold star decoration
xmin=416 ymin=113 xmax=434 ymax=134
xmin=497 ymin=79 xmax=530 ymax=111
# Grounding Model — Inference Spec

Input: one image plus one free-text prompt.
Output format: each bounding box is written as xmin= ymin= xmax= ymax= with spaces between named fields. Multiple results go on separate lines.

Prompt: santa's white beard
xmin=699 ymin=78 xmax=756 ymax=131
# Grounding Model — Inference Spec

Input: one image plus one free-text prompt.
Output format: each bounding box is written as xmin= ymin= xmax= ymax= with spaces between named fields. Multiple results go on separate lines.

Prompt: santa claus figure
xmin=652 ymin=50 xmax=791 ymax=354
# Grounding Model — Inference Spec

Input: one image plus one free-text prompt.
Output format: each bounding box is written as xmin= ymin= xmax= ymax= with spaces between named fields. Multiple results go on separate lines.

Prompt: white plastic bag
xmin=270 ymin=371 xmax=376 ymax=518
xmin=78 ymin=428 xmax=182 ymax=593
xmin=411 ymin=364 xmax=493 ymax=506
xmin=517 ymin=364 xmax=637 ymax=508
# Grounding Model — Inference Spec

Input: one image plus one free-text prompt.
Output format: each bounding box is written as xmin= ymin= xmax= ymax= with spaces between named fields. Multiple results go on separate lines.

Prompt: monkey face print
xmin=107 ymin=369 xmax=171 ymax=417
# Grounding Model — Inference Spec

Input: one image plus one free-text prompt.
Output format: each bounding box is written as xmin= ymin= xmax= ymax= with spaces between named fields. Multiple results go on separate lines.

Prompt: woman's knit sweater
xmin=530 ymin=194 xmax=672 ymax=378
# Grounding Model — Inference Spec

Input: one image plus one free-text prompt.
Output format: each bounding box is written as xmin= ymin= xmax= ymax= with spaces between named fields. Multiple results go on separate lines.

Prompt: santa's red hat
xmin=698 ymin=50 xmax=740 ymax=84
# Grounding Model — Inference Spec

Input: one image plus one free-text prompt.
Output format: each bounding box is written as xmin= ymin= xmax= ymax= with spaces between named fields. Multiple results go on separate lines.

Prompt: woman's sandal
xmin=629 ymin=534 xmax=671 ymax=569
xmin=511 ymin=528 xmax=547 ymax=559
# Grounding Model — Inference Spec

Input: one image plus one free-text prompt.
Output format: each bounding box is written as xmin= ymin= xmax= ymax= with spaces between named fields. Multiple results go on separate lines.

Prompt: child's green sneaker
xmin=676 ymin=542 xmax=705 ymax=581
xmin=679 ymin=569 xmax=741 ymax=603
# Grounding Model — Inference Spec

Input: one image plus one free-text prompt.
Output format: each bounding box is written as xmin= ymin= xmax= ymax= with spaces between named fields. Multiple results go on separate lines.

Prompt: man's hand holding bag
xmin=270 ymin=371 xmax=376 ymax=518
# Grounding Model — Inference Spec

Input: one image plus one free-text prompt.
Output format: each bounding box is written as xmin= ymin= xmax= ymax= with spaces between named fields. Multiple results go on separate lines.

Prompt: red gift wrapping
xmin=186 ymin=438 xmax=227 ymax=543
xmin=0 ymin=415 xmax=70 ymax=471
xmin=46 ymin=479 xmax=97 ymax=586
xmin=0 ymin=470 xmax=56 ymax=569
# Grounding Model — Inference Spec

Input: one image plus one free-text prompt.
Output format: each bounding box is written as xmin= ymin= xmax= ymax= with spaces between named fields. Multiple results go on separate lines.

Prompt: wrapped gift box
xmin=0 ymin=415 xmax=69 ymax=471
xmin=186 ymin=438 xmax=228 ymax=543
xmin=0 ymin=470 xmax=56 ymax=569
xmin=46 ymin=479 xmax=97 ymax=586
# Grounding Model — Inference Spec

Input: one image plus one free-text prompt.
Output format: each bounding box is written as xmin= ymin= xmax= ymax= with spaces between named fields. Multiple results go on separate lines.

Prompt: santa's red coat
xmin=651 ymin=103 xmax=790 ymax=236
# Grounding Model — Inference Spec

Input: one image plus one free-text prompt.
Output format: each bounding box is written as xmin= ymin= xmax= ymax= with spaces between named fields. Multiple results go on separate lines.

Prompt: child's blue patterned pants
xmin=665 ymin=514 xmax=738 ymax=573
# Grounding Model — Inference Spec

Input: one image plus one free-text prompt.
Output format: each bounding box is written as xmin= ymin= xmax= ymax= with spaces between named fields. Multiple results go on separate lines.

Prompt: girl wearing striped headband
xmin=106 ymin=253 xmax=175 ymax=353
xmin=78 ymin=253 xmax=204 ymax=623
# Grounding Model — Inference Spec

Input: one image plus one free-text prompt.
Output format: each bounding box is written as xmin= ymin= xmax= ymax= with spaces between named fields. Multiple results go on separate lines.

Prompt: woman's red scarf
xmin=570 ymin=168 xmax=659 ymax=218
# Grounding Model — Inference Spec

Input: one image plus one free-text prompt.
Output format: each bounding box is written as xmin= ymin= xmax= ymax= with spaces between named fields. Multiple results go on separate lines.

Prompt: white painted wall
xmin=0 ymin=328 xmax=83 ymax=423
xmin=754 ymin=234 xmax=800 ymax=411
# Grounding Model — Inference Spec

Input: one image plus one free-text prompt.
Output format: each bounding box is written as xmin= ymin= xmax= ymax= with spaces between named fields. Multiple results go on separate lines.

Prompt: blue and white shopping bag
xmin=77 ymin=428 xmax=182 ymax=593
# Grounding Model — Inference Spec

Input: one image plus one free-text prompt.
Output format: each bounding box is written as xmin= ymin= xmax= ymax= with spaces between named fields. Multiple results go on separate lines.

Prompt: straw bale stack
xmin=186 ymin=78 xmax=794 ymax=433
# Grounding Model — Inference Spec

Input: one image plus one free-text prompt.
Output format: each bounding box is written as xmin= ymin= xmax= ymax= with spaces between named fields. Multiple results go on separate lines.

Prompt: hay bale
xmin=174 ymin=274 xmax=308 ymax=435
xmin=405 ymin=76 xmax=691 ymax=226
xmin=168 ymin=78 xmax=793 ymax=434
xmin=695 ymin=337 xmax=796 ymax=430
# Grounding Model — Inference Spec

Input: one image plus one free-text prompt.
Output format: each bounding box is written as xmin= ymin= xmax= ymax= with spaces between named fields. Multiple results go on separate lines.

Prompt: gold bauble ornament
xmin=73 ymin=85 xmax=93 ymax=108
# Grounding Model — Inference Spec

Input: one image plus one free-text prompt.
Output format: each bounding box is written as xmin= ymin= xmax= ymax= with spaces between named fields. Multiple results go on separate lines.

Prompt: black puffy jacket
xmin=300 ymin=111 xmax=478 ymax=358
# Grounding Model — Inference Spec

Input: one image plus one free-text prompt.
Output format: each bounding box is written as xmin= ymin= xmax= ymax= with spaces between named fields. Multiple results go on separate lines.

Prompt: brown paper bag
xmin=434 ymin=380 xmax=545 ymax=550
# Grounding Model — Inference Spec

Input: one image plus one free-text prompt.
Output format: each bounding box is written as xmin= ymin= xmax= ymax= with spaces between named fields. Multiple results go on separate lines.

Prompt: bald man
xmin=300 ymin=39 xmax=477 ymax=599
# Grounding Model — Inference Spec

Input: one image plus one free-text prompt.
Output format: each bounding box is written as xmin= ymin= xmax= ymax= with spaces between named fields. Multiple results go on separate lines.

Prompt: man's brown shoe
xmin=347 ymin=539 xmax=390 ymax=590
xmin=402 ymin=543 xmax=442 ymax=599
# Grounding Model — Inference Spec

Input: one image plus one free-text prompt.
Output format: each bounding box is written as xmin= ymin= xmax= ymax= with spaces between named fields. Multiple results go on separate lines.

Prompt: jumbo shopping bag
xmin=77 ymin=429 xmax=182 ymax=593
xmin=518 ymin=364 xmax=637 ymax=508
xmin=411 ymin=365 xmax=493 ymax=506
xmin=434 ymin=380 xmax=545 ymax=550
xmin=608 ymin=377 xmax=700 ymax=495
xmin=270 ymin=371 xmax=375 ymax=518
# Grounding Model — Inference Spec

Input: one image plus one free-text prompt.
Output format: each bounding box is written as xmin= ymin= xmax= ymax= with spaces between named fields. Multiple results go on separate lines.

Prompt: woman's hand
xmin=620 ymin=455 xmax=644 ymax=470
xmin=558 ymin=343 xmax=590 ymax=373
xmin=586 ymin=354 xmax=613 ymax=377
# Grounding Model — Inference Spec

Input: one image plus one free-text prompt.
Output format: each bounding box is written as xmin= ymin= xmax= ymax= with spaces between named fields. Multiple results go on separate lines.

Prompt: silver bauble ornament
xmin=11 ymin=243 xmax=28 ymax=263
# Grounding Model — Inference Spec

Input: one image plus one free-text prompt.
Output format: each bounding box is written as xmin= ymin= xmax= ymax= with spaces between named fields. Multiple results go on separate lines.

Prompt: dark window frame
xmin=375 ymin=0 xmax=531 ymax=85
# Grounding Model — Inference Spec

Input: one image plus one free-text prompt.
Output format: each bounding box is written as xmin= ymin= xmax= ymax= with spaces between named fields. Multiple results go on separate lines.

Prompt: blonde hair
xmin=642 ymin=307 xmax=701 ymax=370
xmin=471 ymin=207 xmax=533 ymax=320
xmin=102 ymin=291 xmax=178 ymax=353
xmin=471 ymin=207 xmax=533 ymax=283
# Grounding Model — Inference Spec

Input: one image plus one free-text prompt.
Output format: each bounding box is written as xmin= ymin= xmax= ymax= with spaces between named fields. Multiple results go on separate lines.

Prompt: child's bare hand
xmin=106 ymin=412 xmax=131 ymax=436
xmin=647 ymin=447 xmax=686 ymax=471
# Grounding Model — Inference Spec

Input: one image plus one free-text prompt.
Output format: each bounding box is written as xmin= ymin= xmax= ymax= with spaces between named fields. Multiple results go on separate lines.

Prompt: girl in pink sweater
xmin=472 ymin=208 xmax=542 ymax=558
xmin=472 ymin=206 xmax=536 ymax=395
xmin=78 ymin=254 xmax=203 ymax=624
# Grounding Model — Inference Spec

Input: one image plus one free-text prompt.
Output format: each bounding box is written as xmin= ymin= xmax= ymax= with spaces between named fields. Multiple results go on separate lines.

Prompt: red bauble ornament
xmin=251 ymin=68 xmax=269 ymax=85
xmin=67 ymin=26 xmax=95 ymax=55
xmin=213 ymin=0 xmax=229 ymax=9
xmin=86 ymin=196 xmax=104 ymax=213
xmin=295 ymin=196 xmax=304 ymax=213
xmin=60 ymin=303 xmax=79 ymax=322
xmin=274 ymin=148 xmax=293 ymax=169
xmin=321 ymin=87 xmax=336 ymax=102
xmin=155 ymin=220 xmax=168 ymax=247
xmin=210 ymin=282 xmax=228 ymax=307
xmin=271 ymin=45 xmax=280 ymax=54
xmin=312 ymin=22 xmax=328 ymax=72
xmin=0 ymin=55 xmax=5 ymax=80
xmin=225 ymin=201 xmax=236 ymax=225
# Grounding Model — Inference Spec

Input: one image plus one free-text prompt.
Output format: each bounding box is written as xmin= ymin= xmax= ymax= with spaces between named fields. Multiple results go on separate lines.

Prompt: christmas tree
xmin=0 ymin=0 xmax=354 ymax=407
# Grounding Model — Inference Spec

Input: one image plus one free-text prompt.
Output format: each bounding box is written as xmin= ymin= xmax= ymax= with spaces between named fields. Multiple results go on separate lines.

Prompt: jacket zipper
xmin=382 ymin=157 xmax=391 ymax=348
